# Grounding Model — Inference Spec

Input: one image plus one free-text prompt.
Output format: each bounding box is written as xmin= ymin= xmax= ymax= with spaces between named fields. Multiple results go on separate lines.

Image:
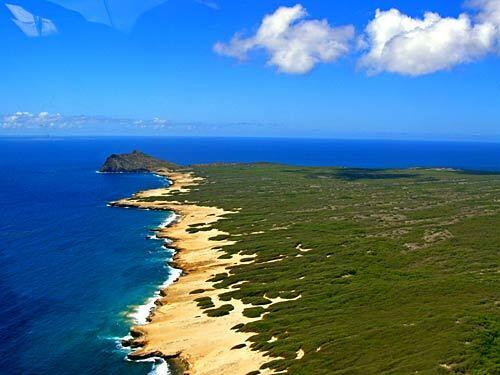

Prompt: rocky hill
xmin=100 ymin=150 xmax=178 ymax=173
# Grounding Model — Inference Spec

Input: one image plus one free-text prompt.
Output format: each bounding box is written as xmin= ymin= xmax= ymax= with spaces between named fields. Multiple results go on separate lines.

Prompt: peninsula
xmin=105 ymin=152 xmax=500 ymax=375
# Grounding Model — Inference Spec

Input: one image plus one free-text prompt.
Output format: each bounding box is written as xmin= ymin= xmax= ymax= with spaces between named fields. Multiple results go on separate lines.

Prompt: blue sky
xmin=1 ymin=0 xmax=499 ymax=140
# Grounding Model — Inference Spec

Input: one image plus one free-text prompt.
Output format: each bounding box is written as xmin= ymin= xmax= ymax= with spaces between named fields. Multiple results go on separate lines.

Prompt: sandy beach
xmin=112 ymin=169 xmax=274 ymax=375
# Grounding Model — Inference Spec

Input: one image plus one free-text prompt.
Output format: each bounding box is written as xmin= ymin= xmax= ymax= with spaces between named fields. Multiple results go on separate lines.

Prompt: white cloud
xmin=474 ymin=0 xmax=500 ymax=24
xmin=1 ymin=112 xmax=64 ymax=128
xmin=359 ymin=1 xmax=500 ymax=76
xmin=214 ymin=4 xmax=354 ymax=74
xmin=152 ymin=117 xmax=168 ymax=128
xmin=472 ymin=0 xmax=500 ymax=50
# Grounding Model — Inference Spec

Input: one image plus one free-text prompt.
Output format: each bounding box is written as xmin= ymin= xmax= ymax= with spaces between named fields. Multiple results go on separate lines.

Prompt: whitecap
xmin=128 ymin=263 xmax=182 ymax=325
xmin=158 ymin=212 xmax=179 ymax=229
xmin=123 ymin=184 xmax=180 ymax=374
xmin=148 ymin=358 xmax=171 ymax=375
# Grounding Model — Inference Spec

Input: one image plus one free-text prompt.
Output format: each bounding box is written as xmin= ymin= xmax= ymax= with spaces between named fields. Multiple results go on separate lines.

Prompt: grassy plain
xmin=139 ymin=165 xmax=500 ymax=374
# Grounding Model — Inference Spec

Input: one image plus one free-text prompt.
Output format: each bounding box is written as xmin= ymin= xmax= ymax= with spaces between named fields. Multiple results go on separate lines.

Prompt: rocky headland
xmin=99 ymin=150 xmax=178 ymax=173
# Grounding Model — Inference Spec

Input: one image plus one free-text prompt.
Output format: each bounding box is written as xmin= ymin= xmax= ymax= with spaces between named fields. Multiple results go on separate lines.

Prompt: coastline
xmin=128 ymin=210 xmax=181 ymax=326
xmin=112 ymin=169 xmax=273 ymax=375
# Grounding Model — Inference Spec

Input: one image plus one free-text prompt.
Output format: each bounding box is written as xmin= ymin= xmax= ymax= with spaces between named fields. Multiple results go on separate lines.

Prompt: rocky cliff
xmin=100 ymin=150 xmax=178 ymax=173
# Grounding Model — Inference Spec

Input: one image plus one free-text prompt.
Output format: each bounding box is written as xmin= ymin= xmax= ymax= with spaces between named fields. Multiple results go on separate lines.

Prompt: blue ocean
xmin=0 ymin=137 xmax=499 ymax=375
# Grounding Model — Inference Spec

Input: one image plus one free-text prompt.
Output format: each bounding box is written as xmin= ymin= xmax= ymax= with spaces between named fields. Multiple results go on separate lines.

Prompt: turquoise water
xmin=0 ymin=137 xmax=498 ymax=374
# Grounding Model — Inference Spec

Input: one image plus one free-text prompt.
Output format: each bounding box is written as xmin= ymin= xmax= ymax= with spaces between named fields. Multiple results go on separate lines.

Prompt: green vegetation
xmin=195 ymin=297 xmax=215 ymax=309
xmin=205 ymin=304 xmax=235 ymax=317
xmin=189 ymin=289 xmax=206 ymax=295
xmin=186 ymin=223 xmax=211 ymax=234
xmin=243 ymin=307 xmax=266 ymax=318
xmin=231 ymin=323 xmax=245 ymax=331
xmin=169 ymin=165 xmax=500 ymax=374
xmin=231 ymin=343 xmax=247 ymax=350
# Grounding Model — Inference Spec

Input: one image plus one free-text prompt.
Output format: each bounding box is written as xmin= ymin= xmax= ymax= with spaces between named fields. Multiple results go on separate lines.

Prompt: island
xmin=105 ymin=152 xmax=500 ymax=375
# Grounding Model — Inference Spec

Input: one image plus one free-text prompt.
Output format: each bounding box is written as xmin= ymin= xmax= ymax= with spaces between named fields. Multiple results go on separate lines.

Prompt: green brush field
xmin=141 ymin=165 xmax=500 ymax=374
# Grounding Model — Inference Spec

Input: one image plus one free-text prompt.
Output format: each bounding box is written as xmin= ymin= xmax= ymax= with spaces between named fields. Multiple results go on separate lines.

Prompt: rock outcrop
xmin=100 ymin=150 xmax=178 ymax=173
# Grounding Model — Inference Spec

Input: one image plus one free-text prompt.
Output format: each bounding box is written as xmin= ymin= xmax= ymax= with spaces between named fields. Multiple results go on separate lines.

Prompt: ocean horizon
xmin=0 ymin=137 xmax=499 ymax=374
xmin=2 ymin=136 xmax=498 ymax=170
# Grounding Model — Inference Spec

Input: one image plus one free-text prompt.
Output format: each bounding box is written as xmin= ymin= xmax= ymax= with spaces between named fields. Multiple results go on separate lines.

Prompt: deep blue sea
xmin=0 ymin=137 xmax=499 ymax=375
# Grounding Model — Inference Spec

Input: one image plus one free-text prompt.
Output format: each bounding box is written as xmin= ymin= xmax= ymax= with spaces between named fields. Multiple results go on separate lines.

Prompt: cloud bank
xmin=214 ymin=4 xmax=354 ymax=74
xmin=0 ymin=112 xmax=288 ymax=137
xmin=1 ymin=112 xmax=169 ymax=131
xmin=358 ymin=2 xmax=500 ymax=76
xmin=474 ymin=0 xmax=500 ymax=47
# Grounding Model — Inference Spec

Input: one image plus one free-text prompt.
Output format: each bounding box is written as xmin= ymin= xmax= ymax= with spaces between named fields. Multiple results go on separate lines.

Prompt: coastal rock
xmin=99 ymin=150 xmax=178 ymax=173
xmin=127 ymin=350 xmax=166 ymax=361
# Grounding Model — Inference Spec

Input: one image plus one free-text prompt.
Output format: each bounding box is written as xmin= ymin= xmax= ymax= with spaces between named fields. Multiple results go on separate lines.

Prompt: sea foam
xmin=128 ymin=260 xmax=181 ymax=325
xmin=124 ymin=188 xmax=179 ymax=374
xmin=159 ymin=212 xmax=179 ymax=229
xmin=148 ymin=358 xmax=171 ymax=375
xmin=128 ymin=211 xmax=182 ymax=325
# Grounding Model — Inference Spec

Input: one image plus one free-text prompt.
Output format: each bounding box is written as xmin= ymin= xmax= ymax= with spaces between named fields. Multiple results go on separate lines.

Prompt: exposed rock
xmin=127 ymin=350 xmax=169 ymax=361
xmin=100 ymin=150 xmax=178 ymax=173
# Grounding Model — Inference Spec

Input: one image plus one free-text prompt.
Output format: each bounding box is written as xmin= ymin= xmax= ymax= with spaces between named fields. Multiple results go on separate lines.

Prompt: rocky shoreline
xmin=110 ymin=167 xmax=273 ymax=375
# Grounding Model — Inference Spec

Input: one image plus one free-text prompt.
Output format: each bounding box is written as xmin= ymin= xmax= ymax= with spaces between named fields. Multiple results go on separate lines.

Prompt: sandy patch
xmin=296 ymin=349 xmax=305 ymax=359
xmin=295 ymin=243 xmax=312 ymax=252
